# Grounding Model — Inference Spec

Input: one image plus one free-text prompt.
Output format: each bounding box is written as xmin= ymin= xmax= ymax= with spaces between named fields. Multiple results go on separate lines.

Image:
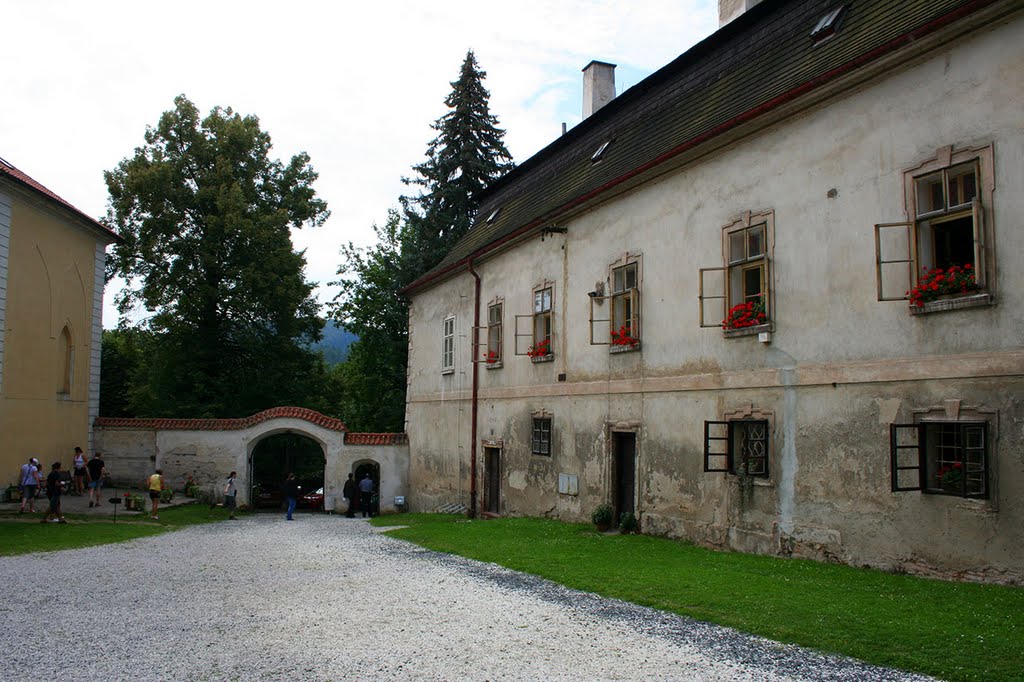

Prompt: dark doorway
xmin=353 ymin=461 xmax=380 ymax=516
xmin=612 ymin=431 xmax=636 ymax=527
xmin=484 ymin=446 xmax=501 ymax=515
xmin=250 ymin=433 xmax=325 ymax=512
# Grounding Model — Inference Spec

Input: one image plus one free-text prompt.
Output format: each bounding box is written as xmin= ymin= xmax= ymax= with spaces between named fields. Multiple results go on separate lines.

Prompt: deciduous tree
xmin=105 ymin=95 xmax=329 ymax=417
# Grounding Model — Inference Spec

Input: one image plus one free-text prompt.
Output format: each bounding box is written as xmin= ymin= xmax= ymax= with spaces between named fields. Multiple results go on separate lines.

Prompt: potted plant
xmin=619 ymin=511 xmax=639 ymax=534
xmin=936 ymin=462 xmax=964 ymax=492
xmin=722 ymin=294 xmax=767 ymax=330
xmin=527 ymin=339 xmax=551 ymax=359
xmin=159 ymin=488 xmax=173 ymax=504
xmin=591 ymin=503 xmax=613 ymax=532
xmin=907 ymin=264 xmax=978 ymax=307
xmin=610 ymin=325 xmax=640 ymax=349
xmin=5 ymin=485 xmax=21 ymax=503
xmin=483 ymin=350 xmax=500 ymax=364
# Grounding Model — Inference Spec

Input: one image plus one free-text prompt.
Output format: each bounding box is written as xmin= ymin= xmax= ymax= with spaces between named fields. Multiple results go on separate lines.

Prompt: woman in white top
xmin=224 ymin=472 xmax=238 ymax=520
xmin=72 ymin=446 xmax=87 ymax=496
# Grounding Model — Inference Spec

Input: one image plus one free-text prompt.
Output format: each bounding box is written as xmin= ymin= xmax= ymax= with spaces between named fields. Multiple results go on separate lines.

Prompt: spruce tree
xmin=402 ymin=49 xmax=515 ymax=274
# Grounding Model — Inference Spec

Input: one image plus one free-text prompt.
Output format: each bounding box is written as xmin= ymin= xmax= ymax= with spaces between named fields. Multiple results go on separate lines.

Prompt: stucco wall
xmin=405 ymin=17 xmax=1024 ymax=582
xmin=0 ymin=187 xmax=105 ymax=481
xmin=94 ymin=419 xmax=410 ymax=512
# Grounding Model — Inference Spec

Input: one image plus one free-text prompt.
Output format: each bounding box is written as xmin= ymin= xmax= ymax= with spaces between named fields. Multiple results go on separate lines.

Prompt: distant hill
xmin=314 ymin=322 xmax=358 ymax=365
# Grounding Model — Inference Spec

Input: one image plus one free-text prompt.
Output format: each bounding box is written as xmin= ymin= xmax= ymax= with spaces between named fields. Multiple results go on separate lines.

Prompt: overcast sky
xmin=3 ymin=0 xmax=718 ymax=327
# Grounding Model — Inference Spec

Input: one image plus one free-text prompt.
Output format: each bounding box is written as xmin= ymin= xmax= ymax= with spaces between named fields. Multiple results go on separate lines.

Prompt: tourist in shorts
xmin=72 ymin=446 xmax=87 ymax=496
xmin=19 ymin=457 xmax=42 ymax=513
xmin=147 ymin=468 xmax=166 ymax=520
xmin=87 ymin=452 xmax=106 ymax=508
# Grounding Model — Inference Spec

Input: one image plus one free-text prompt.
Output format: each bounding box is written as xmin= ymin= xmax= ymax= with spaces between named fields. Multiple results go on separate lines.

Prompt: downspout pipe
xmin=468 ymin=259 xmax=481 ymax=518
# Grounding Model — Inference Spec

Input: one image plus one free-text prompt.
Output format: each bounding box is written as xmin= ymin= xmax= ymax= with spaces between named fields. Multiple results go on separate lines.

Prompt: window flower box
xmin=527 ymin=339 xmax=552 ymax=362
xmin=610 ymin=325 xmax=640 ymax=353
xmin=722 ymin=295 xmax=769 ymax=336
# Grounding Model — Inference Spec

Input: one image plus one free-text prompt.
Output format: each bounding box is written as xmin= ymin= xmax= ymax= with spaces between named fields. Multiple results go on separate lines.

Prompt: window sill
xmin=723 ymin=323 xmax=772 ymax=339
xmin=484 ymin=361 xmax=503 ymax=370
xmin=909 ymin=292 xmax=993 ymax=315
xmin=609 ymin=342 xmax=641 ymax=354
xmin=530 ymin=355 xmax=554 ymax=364
xmin=441 ymin=368 xmax=455 ymax=376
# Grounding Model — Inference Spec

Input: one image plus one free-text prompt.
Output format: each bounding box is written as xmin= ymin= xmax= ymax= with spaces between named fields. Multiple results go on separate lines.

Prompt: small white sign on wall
xmin=558 ymin=473 xmax=579 ymax=496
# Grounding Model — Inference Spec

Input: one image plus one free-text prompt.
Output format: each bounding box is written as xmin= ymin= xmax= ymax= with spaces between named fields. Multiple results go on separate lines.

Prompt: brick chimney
xmin=582 ymin=60 xmax=616 ymax=119
xmin=719 ymin=0 xmax=764 ymax=27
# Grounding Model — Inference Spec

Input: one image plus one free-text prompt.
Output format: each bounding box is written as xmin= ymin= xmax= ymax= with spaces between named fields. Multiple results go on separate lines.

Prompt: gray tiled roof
xmin=408 ymin=0 xmax=1002 ymax=293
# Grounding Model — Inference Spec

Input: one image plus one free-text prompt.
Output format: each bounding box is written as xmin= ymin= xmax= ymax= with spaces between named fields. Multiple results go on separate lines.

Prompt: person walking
xmin=358 ymin=473 xmax=374 ymax=518
xmin=282 ymin=473 xmax=299 ymax=521
xmin=72 ymin=447 xmax=87 ymax=496
xmin=41 ymin=461 xmax=67 ymax=524
xmin=343 ymin=473 xmax=358 ymax=518
xmin=19 ymin=457 xmax=42 ymax=513
xmin=146 ymin=468 xmax=165 ymax=520
xmin=223 ymin=471 xmax=238 ymax=520
xmin=86 ymin=452 xmax=106 ymax=508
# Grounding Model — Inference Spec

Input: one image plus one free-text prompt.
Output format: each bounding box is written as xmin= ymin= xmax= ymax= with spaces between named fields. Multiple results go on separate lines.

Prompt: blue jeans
xmin=286 ymin=497 xmax=297 ymax=519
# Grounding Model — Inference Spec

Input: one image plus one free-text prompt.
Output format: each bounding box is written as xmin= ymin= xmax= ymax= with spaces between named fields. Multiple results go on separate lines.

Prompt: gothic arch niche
xmin=249 ymin=430 xmax=326 ymax=512
xmin=58 ymin=324 xmax=73 ymax=396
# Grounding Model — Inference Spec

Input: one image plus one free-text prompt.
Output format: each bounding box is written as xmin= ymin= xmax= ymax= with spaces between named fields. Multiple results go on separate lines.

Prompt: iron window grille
xmin=704 ymin=420 xmax=770 ymax=477
xmin=890 ymin=421 xmax=988 ymax=498
xmin=531 ymin=417 xmax=552 ymax=456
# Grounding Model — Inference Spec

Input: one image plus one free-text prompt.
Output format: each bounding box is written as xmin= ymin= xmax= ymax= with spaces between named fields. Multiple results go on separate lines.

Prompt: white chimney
xmin=719 ymin=0 xmax=764 ymax=27
xmin=582 ymin=60 xmax=616 ymax=119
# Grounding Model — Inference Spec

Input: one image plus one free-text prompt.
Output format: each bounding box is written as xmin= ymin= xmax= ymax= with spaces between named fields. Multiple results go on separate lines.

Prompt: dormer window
xmin=810 ymin=5 xmax=845 ymax=43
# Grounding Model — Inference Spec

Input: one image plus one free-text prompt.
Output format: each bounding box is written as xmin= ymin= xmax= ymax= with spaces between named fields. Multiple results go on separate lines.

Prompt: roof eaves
xmin=0 ymin=157 xmax=121 ymax=243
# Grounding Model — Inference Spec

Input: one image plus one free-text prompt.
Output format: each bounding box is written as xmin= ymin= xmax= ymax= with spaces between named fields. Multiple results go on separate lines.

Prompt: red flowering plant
xmin=722 ymin=294 xmax=767 ymax=330
xmin=610 ymin=325 xmax=640 ymax=348
xmin=483 ymin=350 xmax=500 ymax=364
xmin=907 ymin=264 xmax=978 ymax=307
xmin=527 ymin=339 xmax=551 ymax=358
xmin=935 ymin=461 xmax=963 ymax=490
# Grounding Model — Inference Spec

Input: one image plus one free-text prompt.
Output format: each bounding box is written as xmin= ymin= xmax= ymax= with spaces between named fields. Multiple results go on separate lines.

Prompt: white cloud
xmin=1 ymin=0 xmax=717 ymax=326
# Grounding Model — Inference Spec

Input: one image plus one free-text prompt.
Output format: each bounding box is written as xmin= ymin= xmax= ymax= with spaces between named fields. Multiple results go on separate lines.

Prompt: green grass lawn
xmin=0 ymin=503 xmax=233 ymax=556
xmin=372 ymin=514 xmax=1024 ymax=682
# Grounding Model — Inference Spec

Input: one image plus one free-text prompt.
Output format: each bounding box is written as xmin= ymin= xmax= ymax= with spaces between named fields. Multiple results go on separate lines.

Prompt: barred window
xmin=531 ymin=417 xmax=552 ymax=456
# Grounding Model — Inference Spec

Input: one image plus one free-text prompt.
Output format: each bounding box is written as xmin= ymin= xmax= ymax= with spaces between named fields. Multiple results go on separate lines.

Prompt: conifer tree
xmin=402 ymin=49 xmax=515 ymax=274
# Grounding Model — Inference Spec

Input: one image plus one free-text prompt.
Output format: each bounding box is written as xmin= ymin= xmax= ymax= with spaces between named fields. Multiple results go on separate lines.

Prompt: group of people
xmin=275 ymin=471 xmax=375 ymax=520
xmin=17 ymin=448 xmax=107 ymax=523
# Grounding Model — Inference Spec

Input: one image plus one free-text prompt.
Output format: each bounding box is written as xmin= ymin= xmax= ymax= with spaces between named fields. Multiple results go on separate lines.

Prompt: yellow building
xmin=1 ymin=158 xmax=118 ymax=482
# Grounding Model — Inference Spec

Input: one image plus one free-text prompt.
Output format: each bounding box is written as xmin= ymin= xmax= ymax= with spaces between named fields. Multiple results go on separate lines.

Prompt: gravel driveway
xmin=0 ymin=516 xmax=932 ymax=681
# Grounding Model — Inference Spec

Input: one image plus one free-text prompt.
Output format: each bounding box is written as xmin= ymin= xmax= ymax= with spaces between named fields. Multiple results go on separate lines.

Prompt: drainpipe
xmin=468 ymin=259 xmax=481 ymax=519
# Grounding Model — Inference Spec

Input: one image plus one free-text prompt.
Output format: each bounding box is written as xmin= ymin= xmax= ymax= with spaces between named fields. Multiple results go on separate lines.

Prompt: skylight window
xmin=591 ymin=140 xmax=612 ymax=163
xmin=485 ymin=207 xmax=501 ymax=224
xmin=810 ymin=5 xmax=845 ymax=42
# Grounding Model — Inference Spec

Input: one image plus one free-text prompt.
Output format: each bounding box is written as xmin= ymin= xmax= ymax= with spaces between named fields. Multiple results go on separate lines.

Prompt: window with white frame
xmin=516 ymin=284 xmax=554 ymax=360
xmin=699 ymin=211 xmax=774 ymax=332
xmin=590 ymin=256 xmax=641 ymax=349
xmin=441 ymin=315 xmax=455 ymax=373
xmin=875 ymin=144 xmax=994 ymax=310
xmin=891 ymin=421 xmax=988 ymax=498
xmin=486 ymin=301 xmax=502 ymax=365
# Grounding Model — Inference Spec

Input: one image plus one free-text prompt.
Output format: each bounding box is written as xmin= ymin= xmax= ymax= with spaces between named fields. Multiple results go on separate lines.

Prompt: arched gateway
xmin=93 ymin=407 xmax=408 ymax=513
